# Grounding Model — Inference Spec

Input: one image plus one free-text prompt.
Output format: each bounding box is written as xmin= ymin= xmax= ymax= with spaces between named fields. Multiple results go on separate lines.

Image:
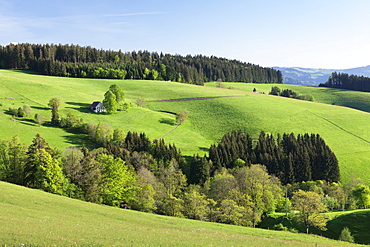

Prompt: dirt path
xmin=144 ymin=95 xmax=245 ymax=103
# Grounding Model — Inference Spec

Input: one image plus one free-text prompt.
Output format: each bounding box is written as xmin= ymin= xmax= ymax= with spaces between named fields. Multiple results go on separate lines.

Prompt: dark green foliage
xmin=0 ymin=43 xmax=283 ymax=85
xmin=189 ymin=154 xmax=211 ymax=185
xmin=209 ymin=130 xmax=255 ymax=173
xmin=269 ymin=86 xmax=313 ymax=101
xmin=320 ymin=72 xmax=370 ymax=92
xmin=209 ymin=131 xmax=339 ymax=185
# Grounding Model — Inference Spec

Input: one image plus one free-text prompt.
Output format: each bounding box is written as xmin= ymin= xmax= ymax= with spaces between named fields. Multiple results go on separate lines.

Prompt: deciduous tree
xmin=292 ymin=189 xmax=329 ymax=234
xmin=48 ymin=97 xmax=61 ymax=125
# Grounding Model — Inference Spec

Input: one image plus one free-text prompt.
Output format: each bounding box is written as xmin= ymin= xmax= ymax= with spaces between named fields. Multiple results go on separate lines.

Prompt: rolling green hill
xmin=0 ymin=181 xmax=361 ymax=246
xmin=1 ymin=70 xmax=370 ymax=184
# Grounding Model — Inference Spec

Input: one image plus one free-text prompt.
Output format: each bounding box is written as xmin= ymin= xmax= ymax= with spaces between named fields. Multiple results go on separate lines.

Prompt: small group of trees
xmin=6 ymin=104 xmax=32 ymax=118
xmin=207 ymin=130 xmax=339 ymax=185
xmin=269 ymin=86 xmax=314 ymax=101
xmin=102 ymin=84 xmax=127 ymax=114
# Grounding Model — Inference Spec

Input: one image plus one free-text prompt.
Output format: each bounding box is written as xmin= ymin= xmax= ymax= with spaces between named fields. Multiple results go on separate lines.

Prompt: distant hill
xmin=274 ymin=65 xmax=370 ymax=86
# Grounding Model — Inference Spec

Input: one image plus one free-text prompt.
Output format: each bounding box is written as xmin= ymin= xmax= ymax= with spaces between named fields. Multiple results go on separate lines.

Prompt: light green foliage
xmin=292 ymin=190 xmax=329 ymax=234
xmin=176 ymin=109 xmax=189 ymax=124
xmin=34 ymin=149 xmax=64 ymax=194
xmin=352 ymin=183 xmax=370 ymax=209
xmin=112 ymin=128 xmax=125 ymax=143
xmin=339 ymin=227 xmax=355 ymax=243
xmin=0 ymin=136 xmax=27 ymax=184
xmin=131 ymin=182 xmax=156 ymax=212
xmin=34 ymin=113 xmax=45 ymax=126
xmin=103 ymin=90 xmax=118 ymax=114
xmin=207 ymin=169 xmax=238 ymax=202
xmin=164 ymin=194 xmax=184 ymax=217
xmin=235 ymin=164 xmax=282 ymax=226
xmin=109 ymin=84 xmax=125 ymax=103
xmin=97 ymin=154 xmax=137 ymax=206
xmin=182 ymin=185 xmax=208 ymax=220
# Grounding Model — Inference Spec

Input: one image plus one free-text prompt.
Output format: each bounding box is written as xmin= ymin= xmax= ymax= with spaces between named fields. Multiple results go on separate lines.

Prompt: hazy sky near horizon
xmin=1 ymin=0 xmax=369 ymax=69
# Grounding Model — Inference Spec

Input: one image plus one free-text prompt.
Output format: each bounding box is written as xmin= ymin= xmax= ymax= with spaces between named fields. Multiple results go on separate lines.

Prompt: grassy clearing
xmin=0 ymin=181 xmax=362 ymax=246
xmin=2 ymin=70 xmax=370 ymax=184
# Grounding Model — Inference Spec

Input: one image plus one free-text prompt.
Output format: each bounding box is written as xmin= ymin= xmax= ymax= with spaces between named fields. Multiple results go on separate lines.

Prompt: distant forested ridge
xmin=319 ymin=72 xmax=370 ymax=92
xmin=0 ymin=43 xmax=282 ymax=85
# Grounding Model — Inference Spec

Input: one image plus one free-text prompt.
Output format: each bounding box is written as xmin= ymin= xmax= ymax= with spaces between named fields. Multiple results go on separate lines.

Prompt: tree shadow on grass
xmin=65 ymin=102 xmax=92 ymax=113
xmin=159 ymin=118 xmax=176 ymax=126
xmin=32 ymin=106 xmax=50 ymax=110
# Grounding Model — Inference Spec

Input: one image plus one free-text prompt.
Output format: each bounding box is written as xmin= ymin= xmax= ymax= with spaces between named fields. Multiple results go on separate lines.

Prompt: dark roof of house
xmin=90 ymin=101 xmax=102 ymax=108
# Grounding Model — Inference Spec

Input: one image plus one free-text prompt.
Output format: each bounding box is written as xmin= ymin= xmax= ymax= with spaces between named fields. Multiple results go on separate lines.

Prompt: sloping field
xmin=0 ymin=181 xmax=361 ymax=246
xmin=1 ymin=70 xmax=370 ymax=184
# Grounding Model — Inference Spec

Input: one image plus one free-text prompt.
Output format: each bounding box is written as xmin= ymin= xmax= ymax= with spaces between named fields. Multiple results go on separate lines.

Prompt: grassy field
xmin=205 ymin=82 xmax=370 ymax=113
xmin=2 ymin=70 xmax=370 ymax=184
xmin=259 ymin=209 xmax=370 ymax=245
xmin=0 ymin=181 xmax=363 ymax=246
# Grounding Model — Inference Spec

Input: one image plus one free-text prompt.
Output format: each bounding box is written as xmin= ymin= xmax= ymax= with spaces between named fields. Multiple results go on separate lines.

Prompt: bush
xmin=339 ymin=227 xmax=355 ymax=243
xmin=274 ymin=223 xmax=288 ymax=231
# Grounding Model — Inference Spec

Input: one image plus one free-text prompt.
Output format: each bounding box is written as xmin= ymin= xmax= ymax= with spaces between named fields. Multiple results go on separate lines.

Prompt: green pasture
xmin=206 ymin=82 xmax=370 ymax=113
xmin=0 ymin=181 xmax=361 ymax=246
xmin=1 ymin=70 xmax=370 ymax=184
xmin=260 ymin=209 xmax=370 ymax=245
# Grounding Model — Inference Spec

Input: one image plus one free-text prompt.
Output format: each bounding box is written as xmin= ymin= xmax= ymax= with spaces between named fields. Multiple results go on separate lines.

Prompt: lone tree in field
xmin=292 ymin=189 xmax=329 ymax=234
xmin=103 ymin=90 xmax=118 ymax=114
xmin=176 ymin=109 xmax=189 ymax=125
xmin=48 ymin=97 xmax=61 ymax=126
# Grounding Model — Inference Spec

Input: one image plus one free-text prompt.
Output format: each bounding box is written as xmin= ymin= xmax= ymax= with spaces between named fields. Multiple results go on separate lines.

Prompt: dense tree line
xmin=208 ymin=130 xmax=340 ymax=185
xmin=319 ymin=72 xmax=370 ymax=92
xmin=0 ymin=43 xmax=282 ymax=85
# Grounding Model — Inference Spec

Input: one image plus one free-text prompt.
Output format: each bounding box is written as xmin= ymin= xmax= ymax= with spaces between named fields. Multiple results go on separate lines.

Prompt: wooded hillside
xmin=0 ymin=43 xmax=282 ymax=85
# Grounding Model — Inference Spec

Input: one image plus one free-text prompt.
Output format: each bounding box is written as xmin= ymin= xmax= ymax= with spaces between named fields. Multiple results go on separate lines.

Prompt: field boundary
xmin=308 ymin=111 xmax=370 ymax=145
xmin=144 ymin=95 xmax=245 ymax=103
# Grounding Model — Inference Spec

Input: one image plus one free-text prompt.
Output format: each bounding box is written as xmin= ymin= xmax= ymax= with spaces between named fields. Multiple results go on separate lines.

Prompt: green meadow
xmin=0 ymin=181 xmax=362 ymax=246
xmin=1 ymin=70 xmax=370 ymax=184
xmin=260 ymin=209 xmax=370 ymax=245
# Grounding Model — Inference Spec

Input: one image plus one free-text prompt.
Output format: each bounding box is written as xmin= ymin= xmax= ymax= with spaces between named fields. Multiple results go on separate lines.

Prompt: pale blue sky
xmin=1 ymin=0 xmax=369 ymax=69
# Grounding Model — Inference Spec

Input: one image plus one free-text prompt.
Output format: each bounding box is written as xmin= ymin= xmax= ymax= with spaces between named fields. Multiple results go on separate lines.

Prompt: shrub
xmin=339 ymin=227 xmax=355 ymax=243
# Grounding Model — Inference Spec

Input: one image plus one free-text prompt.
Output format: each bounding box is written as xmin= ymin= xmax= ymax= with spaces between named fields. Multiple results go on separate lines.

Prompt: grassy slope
xmin=0 ymin=181 xmax=361 ymax=246
xmin=259 ymin=210 xmax=370 ymax=245
xmin=1 ymin=70 xmax=370 ymax=184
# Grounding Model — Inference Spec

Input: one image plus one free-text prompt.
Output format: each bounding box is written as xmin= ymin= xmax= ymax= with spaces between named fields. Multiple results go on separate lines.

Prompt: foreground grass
xmin=2 ymin=70 xmax=370 ymax=184
xmin=0 ymin=182 xmax=361 ymax=246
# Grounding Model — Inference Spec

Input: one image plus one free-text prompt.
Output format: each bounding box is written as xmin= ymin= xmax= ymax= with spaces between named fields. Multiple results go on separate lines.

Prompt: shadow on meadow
xmin=159 ymin=118 xmax=176 ymax=126
xmin=65 ymin=102 xmax=92 ymax=113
